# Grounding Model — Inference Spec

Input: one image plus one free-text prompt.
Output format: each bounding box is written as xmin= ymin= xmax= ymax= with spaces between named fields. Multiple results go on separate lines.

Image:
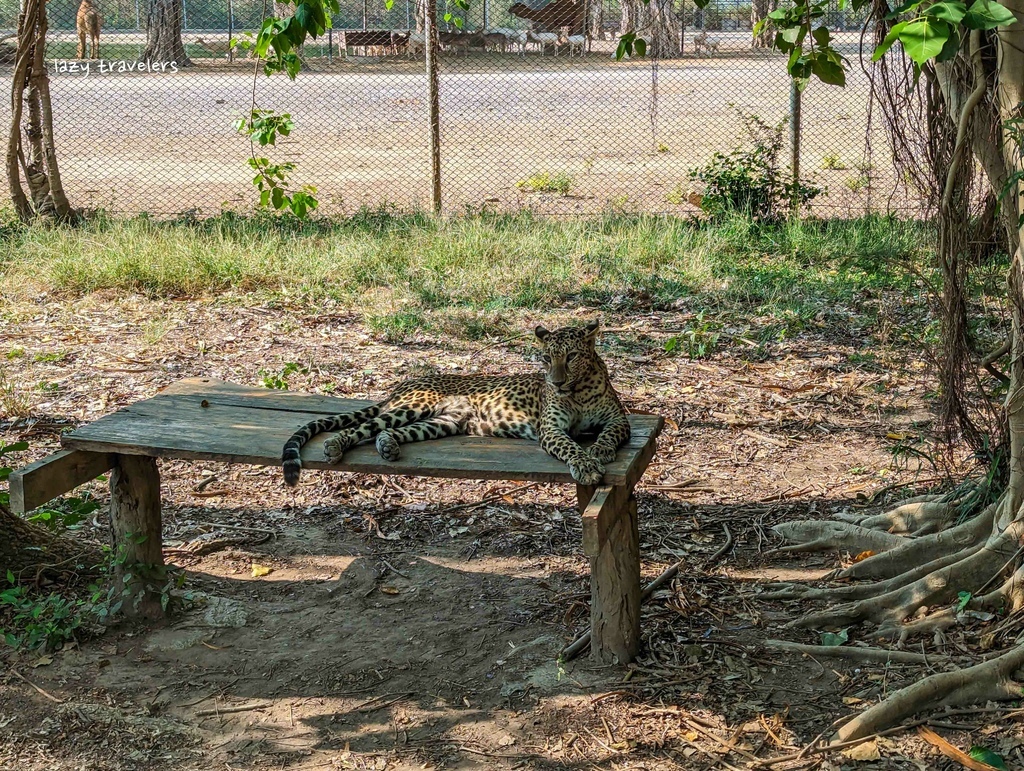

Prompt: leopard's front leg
xmin=539 ymin=408 xmax=605 ymax=485
xmin=587 ymin=414 xmax=631 ymax=464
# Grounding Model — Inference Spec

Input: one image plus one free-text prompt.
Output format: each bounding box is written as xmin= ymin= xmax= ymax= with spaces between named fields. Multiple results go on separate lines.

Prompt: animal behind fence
xmin=76 ymin=0 xmax=101 ymax=60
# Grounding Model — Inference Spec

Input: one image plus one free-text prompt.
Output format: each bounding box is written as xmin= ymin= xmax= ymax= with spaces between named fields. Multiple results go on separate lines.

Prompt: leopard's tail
xmin=282 ymin=405 xmax=382 ymax=486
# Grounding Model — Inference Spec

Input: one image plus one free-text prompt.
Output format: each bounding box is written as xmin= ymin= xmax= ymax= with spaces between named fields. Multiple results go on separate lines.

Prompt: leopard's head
xmin=534 ymin=319 xmax=600 ymax=391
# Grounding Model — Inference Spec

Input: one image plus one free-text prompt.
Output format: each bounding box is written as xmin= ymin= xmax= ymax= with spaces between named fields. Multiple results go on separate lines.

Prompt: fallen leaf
xmin=968 ymin=747 xmax=1007 ymax=770
xmin=380 ymin=586 xmax=400 ymax=595
xmin=251 ymin=563 xmax=273 ymax=578
xmin=842 ymin=739 xmax=880 ymax=761
xmin=852 ymin=550 xmax=875 ymax=562
xmin=32 ymin=655 xmax=53 ymax=668
xmin=886 ymin=432 xmax=908 ymax=440
xmin=918 ymin=726 xmax=1004 ymax=771
xmin=819 ymin=628 xmax=849 ymax=646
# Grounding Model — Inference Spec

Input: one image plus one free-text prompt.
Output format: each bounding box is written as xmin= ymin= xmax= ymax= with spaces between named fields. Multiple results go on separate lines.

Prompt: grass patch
xmin=0 ymin=208 xmax=947 ymax=340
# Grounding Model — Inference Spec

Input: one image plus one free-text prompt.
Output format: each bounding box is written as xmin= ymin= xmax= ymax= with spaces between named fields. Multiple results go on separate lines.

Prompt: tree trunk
xmin=765 ymin=4 xmax=1024 ymax=741
xmin=414 ymin=0 xmax=426 ymax=34
xmin=6 ymin=0 xmax=75 ymax=222
xmin=618 ymin=0 xmax=681 ymax=56
xmin=140 ymin=0 xmax=190 ymax=65
xmin=0 ymin=503 xmax=102 ymax=580
xmin=751 ymin=0 xmax=775 ymax=48
xmin=587 ymin=0 xmax=602 ymax=41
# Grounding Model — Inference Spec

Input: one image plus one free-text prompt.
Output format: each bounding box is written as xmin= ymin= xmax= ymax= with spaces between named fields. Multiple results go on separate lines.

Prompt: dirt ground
xmin=0 ymin=294 xmax=1014 ymax=770
xmin=0 ymin=36 xmax=911 ymax=218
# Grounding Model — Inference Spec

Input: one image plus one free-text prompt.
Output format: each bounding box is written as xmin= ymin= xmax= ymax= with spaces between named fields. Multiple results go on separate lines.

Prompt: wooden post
xmin=581 ymin=485 xmax=641 ymax=664
xmin=425 ymin=0 xmax=442 ymax=216
xmin=109 ymin=455 xmax=166 ymax=618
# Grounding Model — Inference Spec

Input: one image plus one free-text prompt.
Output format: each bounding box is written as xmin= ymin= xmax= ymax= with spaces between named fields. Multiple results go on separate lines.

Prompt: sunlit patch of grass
xmin=0 ymin=208 xmax=945 ymax=341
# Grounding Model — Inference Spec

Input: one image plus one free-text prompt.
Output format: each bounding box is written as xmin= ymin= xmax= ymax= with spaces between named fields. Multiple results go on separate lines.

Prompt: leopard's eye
xmin=542 ymin=355 xmax=551 ymax=363
xmin=566 ymin=352 xmax=577 ymax=361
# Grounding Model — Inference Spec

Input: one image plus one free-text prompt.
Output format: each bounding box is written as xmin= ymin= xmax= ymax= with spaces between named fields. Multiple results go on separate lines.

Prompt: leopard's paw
xmin=568 ymin=455 xmax=605 ymax=486
xmin=323 ymin=433 xmax=354 ymax=463
xmin=588 ymin=444 xmax=618 ymax=464
xmin=375 ymin=429 xmax=401 ymax=461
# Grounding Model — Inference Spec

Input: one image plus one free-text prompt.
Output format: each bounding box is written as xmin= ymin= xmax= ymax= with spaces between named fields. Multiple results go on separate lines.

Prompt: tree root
xmin=761 ymin=542 xmax=987 ymax=602
xmin=763 ymin=639 xmax=952 ymax=664
xmin=834 ymin=643 xmax=1024 ymax=742
xmin=975 ymin=559 xmax=1024 ymax=612
xmin=839 ymin=501 xmax=996 ymax=580
xmin=787 ymin=521 xmax=1024 ymax=634
xmin=847 ymin=501 xmax=961 ymax=536
xmin=770 ymin=521 xmax=907 ymax=554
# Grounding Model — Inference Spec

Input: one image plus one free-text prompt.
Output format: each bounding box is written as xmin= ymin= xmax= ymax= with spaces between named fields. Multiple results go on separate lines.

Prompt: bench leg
xmin=109 ymin=455 xmax=166 ymax=618
xmin=579 ymin=484 xmax=641 ymax=664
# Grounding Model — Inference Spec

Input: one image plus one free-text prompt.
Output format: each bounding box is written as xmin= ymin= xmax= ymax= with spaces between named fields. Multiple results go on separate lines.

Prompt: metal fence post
xmin=425 ymin=0 xmax=442 ymax=216
xmin=227 ymin=0 xmax=233 ymax=62
xmin=789 ymin=78 xmax=802 ymax=206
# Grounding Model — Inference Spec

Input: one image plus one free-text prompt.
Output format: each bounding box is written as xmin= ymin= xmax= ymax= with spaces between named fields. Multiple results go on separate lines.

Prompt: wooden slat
xmin=62 ymin=378 xmax=664 ymax=486
xmin=9 ymin=449 xmax=115 ymax=513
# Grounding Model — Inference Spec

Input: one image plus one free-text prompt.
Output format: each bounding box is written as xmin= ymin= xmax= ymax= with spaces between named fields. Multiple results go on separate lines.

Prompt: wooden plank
xmin=109 ymin=455 xmax=165 ymax=619
xmin=9 ymin=449 xmax=115 ymax=513
xmin=582 ymin=484 xmax=640 ymax=664
xmin=62 ymin=379 xmax=663 ymax=485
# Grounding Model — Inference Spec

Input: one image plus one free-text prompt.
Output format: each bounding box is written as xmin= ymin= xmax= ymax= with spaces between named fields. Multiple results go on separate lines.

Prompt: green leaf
xmin=634 ymin=38 xmax=647 ymax=57
xmin=812 ymin=55 xmax=846 ymax=86
xmin=899 ymin=18 xmax=950 ymax=64
xmin=886 ymin=0 xmax=924 ymax=17
xmin=271 ymin=187 xmax=285 ymax=210
xmin=956 ymin=590 xmax=972 ymax=611
xmin=928 ymin=0 xmax=967 ymax=22
xmin=753 ymin=19 xmax=767 ymax=36
xmin=294 ymin=2 xmax=313 ymax=31
xmin=0 ymin=441 xmax=28 ymax=454
xmin=820 ymin=628 xmax=849 ymax=646
xmin=963 ymin=0 xmax=1017 ymax=28
xmin=935 ymin=26 xmax=961 ymax=60
xmin=968 ymin=747 xmax=1007 ymax=770
xmin=812 ymin=26 xmax=831 ymax=46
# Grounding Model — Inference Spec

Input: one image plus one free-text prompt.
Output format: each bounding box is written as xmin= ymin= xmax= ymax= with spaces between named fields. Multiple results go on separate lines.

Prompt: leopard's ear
xmin=584 ymin=318 xmax=600 ymax=341
xmin=535 ymin=325 xmax=551 ymax=343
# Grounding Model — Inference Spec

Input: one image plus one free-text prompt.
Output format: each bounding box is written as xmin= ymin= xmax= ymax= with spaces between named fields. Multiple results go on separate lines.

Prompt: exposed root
xmin=852 ymin=501 xmax=960 ymax=536
xmin=770 ymin=521 xmax=907 ymax=554
xmin=976 ymin=560 xmax=1024 ymax=612
xmin=761 ymin=542 xmax=986 ymax=602
xmin=839 ymin=502 xmax=995 ymax=580
xmin=834 ymin=643 xmax=1024 ymax=741
xmin=834 ymin=495 xmax=945 ymax=526
xmin=763 ymin=639 xmax=952 ymax=664
xmin=788 ymin=521 xmax=1024 ymax=633
xmin=875 ymin=608 xmax=957 ymax=644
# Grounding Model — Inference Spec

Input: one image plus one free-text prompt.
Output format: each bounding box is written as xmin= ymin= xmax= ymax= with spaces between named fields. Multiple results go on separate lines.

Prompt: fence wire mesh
xmin=1 ymin=0 xmax=922 ymax=217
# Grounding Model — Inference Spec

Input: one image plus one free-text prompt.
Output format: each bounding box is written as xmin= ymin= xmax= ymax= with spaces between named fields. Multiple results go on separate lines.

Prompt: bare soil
xmin=0 ymin=295 xmax=1014 ymax=769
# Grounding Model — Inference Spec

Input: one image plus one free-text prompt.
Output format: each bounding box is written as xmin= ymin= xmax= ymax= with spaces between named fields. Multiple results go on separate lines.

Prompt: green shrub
xmin=688 ymin=112 xmax=821 ymax=222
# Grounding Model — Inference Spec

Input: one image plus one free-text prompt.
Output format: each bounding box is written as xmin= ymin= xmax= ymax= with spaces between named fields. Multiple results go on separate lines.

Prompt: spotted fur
xmin=281 ymin=319 xmax=630 ymax=486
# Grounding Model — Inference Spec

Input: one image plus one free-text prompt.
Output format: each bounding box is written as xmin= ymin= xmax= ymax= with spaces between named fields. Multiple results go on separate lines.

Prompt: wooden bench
xmin=9 ymin=377 xmax=663 ymax=664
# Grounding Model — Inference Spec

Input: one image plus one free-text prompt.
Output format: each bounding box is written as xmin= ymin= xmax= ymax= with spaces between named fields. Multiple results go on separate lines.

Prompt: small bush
xmin=820 ymin=153 xmax=847 ymax=170
xmin=688 ymin=112 xmax=821 ymax=223
xmin=845 ymin=175 xmax=871 ymax=193
xmin=516 ymin=172 xmax=574 ymax=195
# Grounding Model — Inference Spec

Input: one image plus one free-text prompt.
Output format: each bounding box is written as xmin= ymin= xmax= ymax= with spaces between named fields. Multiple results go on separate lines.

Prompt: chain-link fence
xmin=0 ymin=0 xmax=916 ymax=216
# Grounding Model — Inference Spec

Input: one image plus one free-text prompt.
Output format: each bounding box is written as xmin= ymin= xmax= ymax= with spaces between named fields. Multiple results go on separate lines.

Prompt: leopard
xmin=281 ymin=319 xmax=631 ymax=487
